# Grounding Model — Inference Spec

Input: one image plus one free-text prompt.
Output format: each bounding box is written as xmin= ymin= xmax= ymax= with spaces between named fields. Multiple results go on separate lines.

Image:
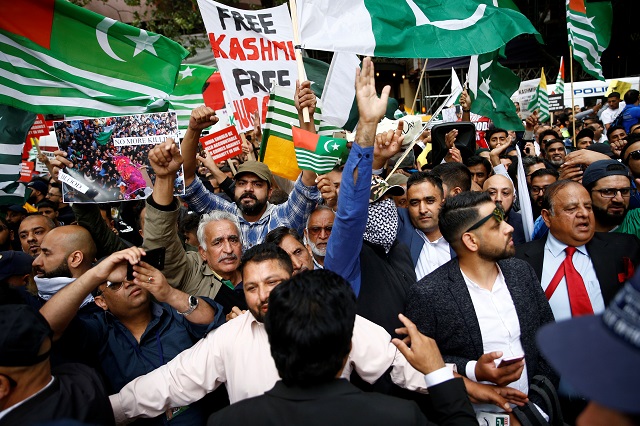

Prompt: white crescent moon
xmin=323 ymin=139 xmax=334 ymax=152
xmin=96 ymin=18 xmax=126 ymax=62
xmin=407 ymin=1 xmax=486 ymax=30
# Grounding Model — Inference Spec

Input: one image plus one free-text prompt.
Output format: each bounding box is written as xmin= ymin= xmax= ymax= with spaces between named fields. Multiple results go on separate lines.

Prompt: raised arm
xmin=182 ymin=106 xmax=218 ymax=186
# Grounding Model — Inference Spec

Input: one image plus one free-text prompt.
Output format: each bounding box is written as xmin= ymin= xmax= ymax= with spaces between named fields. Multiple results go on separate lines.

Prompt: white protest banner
xmin=36 ymin=151 xmax=56 ymax=173
xmin=113 ymin=135 xmax=174 ymax=146
xmin=58 ymin=170 xmax=90 ymax=194
xmin=201 ymin=125 xmax=243 ymax=162
xmin=197 ymin=0 xmax=297 ymax=133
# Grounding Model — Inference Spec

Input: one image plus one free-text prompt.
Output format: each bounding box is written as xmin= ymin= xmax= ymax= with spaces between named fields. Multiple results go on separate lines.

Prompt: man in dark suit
xmin=407 ymin=192 xmax=561 ymax=425
xmin=397 ymin=172 xmax=454 ymax=281
xmin=209 ymin=268 xmax=477 ymax=426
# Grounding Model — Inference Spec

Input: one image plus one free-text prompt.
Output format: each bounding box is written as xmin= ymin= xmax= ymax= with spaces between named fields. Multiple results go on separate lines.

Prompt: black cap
xmin=0 ymin=305 xmax=52 ymax=366
xmin=582 ymin=159 xmax=630 ymax=188
xmin=0 ymin=251 xmax=33 ymax=282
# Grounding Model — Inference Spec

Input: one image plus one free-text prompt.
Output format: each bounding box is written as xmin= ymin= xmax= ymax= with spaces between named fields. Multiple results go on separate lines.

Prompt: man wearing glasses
xmin=303 ymin=205 xmax=334 ymax=269
xmin=406 ymin=192 xmax=560 ymax=425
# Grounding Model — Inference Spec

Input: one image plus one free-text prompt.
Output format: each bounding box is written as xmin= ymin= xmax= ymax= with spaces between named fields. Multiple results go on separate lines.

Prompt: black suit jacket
xmin=514 ymin=232 xmax=640 ymax=306
xmin=208 ymin=378 xmax=476 ymax=426
xmin=405 ymin=257 xmax=558 ymax=410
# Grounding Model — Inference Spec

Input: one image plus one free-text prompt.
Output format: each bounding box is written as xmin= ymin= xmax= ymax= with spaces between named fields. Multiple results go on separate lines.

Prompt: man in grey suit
xmin=406 ymin=191 xmax=560 ymax=425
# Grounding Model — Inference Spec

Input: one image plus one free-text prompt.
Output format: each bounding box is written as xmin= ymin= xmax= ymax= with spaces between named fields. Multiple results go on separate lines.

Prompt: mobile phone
xmin=127 ymin=247 xmax=166 ymax=280
xmin=497 ymin=355 xmax=525 ymax=368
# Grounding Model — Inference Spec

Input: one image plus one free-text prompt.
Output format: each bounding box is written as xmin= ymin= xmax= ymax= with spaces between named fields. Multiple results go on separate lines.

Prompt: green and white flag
xmin=292 ymin=126 xmax=348 ymax=174
xmin=298 ymin=0 xmax=542 ymax=58
xmin=555 ymin=56 xmax=565 ymax=94
xmin=168 ymin=65 xmax=217 ymax=131
xmin=95 ymin=125 xmax=115 ymax=145
xmin=468 ymin=50 xmax=523 ymax=131
xmin=528 ymin=69 xmax=550 ymax=123
xmin=566 ymin=0 xmax=612 ymax=81
xmin=0 ymin=105 xmax=35 ymax=205
xmin=0 ymin=0 xmax=189 ymax=117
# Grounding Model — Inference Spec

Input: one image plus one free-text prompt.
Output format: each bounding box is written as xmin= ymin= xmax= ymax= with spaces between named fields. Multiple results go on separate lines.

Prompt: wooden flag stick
xmin=410 ymin=59 xmax=429 ymax=115
xmin=32 ymin=137 xmax=42 ymax=156
xmin=289 ymin=0 xmax=310 ymax=123
xmin=569 ymin=46 xmax=576 ymax=145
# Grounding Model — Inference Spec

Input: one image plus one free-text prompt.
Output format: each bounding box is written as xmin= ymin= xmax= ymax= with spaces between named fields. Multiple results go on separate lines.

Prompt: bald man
xmin=18 ymin=214 xmax=56 ymax=257
xmin=32 ymin=226 xmax=97 ymax=281
xmin=483 ymin=175 xmax=526 ymax=245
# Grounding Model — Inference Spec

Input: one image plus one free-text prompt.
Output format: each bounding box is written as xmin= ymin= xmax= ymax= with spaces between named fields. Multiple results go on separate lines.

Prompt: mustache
xmin=218 ymin=254 xmax=239 ymax=262
xmin=240 ymin=193 xmax=258 ymax=201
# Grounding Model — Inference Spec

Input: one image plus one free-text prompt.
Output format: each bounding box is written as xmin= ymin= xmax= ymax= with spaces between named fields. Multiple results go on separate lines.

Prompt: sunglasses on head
xmin=465 ymin=203 xmax=505 ymax=233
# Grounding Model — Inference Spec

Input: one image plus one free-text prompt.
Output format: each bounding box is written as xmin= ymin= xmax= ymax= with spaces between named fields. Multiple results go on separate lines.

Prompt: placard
xmin=53 ymin=112 xmax=184 ymax=203
xmin=548 ymin=94 xmax=564 ymax=112
xmin=19 ymin=161 xmax=35 ymax=182
xmin=27 ymin=114 xmax=49 ymax=138
xmin=201 ymin=125 xmax=243 ymax=162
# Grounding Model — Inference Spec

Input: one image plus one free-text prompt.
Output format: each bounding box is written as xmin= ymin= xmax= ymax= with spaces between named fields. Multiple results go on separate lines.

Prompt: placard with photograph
xmin=54 ymin=112 xmax=183 ymax=203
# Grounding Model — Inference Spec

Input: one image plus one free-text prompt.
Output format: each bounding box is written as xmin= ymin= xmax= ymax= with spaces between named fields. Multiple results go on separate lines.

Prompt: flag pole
xmin=570 ymin=46 xmax=576 ymax=145
xmin=410 ymin=59 xmax=429 ymax=115
xmin=289 ymin=0 xmax=310 ymax=123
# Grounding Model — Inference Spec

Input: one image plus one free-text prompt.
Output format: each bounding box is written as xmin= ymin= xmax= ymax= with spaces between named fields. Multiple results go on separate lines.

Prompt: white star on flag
xmin=179 ymin=66 xmax=195 ymax=80
xmin=125 ymin=29 xmax=161 ymax=57
xmin=331 ymin=142 xmax=339 ymax=151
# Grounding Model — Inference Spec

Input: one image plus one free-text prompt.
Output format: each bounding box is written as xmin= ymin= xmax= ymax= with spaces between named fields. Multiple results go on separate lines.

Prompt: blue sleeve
xmin=183 ymin=176 xmax=237 ymax=215
xmin=324 ymin=143 xmax=373 ymax=297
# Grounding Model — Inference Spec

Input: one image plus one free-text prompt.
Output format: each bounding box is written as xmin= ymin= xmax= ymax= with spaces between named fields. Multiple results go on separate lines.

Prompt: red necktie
xmin=545 ymin=246 xmax=594 ymax=316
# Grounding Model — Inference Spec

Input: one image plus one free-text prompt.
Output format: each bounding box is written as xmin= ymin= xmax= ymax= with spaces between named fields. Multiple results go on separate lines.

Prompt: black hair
xmin=485 ymin=128 xmax=509 ymax=142
xmin=36 ymin=200 xmax=58 ymax=211
xmin=541 ymin=180 xmax=583 ymax=213
xmin=539 ymin=129 xmax=561 ymax=142
xmin=530 ymin=168 xmax=560 ymax=182
xmin=406 ymin=171 xmax=444 ymax=196
xmin=265 ymin=269 xmax=356 ymax=387
xmin=97 ymin=203 xmax=113 ymax=222
xmin=465 ymin=155 xmax=492 ymax=175
xmin=265 ymin=226 xmax=304 ymax=246
xmin=240 ymin=243 xmax=293 ymax=275
xmin=179 ymin=212 xmax=201 ymax=236
xmin=624 ymin=89 xmax=640 ymax=105
xmin=49 ymin=182 xmax=62 ymax=191
xmin=439 ymin=191 xmax=493 ymax=248
xmin=522 ymin=156 xmax=546 ymax=175
xmin=431 ymin=162 xmax=472 ymax=193
xmin=608 ymin=125 xmax=627 ymax=136
xmin=608 ymin=91 xmax=621 ymax=99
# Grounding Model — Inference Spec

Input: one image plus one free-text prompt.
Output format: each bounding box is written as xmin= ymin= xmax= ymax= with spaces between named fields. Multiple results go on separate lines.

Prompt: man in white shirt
xmin=601 ymin=92 xmax=625 ymax=130
xmin=397 ymin=172 xmax=452 ymax=280
xmin=406 ymin=191 xmax=560 ymax=425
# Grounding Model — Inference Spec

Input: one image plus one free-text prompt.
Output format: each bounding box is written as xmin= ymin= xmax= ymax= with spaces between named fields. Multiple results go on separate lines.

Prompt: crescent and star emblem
xmin=405 ymin=0 xmax=486 ymax=30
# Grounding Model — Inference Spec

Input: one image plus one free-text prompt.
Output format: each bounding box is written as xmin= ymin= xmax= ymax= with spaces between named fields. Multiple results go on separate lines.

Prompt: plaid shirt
xmin=183 ymin=175 xmax=321 ymax=249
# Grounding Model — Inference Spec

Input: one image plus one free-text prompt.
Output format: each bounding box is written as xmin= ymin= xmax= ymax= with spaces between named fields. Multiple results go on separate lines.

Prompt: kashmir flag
xmin=468 ymin=49 xmax=523 ymax=131
xmin=292 ymin=126 xmax=347 ymax=174
xmin=167 ymin=64 xmax=217 ymax=131
xmin=566 ymin=0 xmax=612 ymax=81
xmin=0 ymin=0 xmax=189 ymax=117
xmin=298 ymin=0 xmax=542 ymax=58
xmin=554 ymin=57 xmax=565 ymax=94
xmin=95 ymin=125 xmax=115 ymax=145
xmin=259 ymin=86 xmax=341 ymax=180
xmin=0 ymin=105 xmax=35 ymax=205
xmin=528 ymin=69 xmax=550 ymax=123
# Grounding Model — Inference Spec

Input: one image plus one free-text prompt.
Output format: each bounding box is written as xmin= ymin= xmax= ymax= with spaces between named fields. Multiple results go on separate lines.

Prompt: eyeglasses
xmin=465 ymin=204 xmax=505 ymax=233
xmin=625 ymin=150 xmax=640 ymax=162
xmin=531 ymin=185 xmax=551 ymax=195
xmin=307 ymin=226 xmax=333 ymax=235
xmin=591 ymin=187 xmax=634 ymax=199
xmin=94 ymin=281 xmax=125 ymax=297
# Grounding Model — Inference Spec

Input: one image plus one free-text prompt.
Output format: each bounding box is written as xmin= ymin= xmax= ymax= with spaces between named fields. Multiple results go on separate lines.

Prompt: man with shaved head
xmin=18 ymin=214 xmax=56 ymax=257
xmin=483 ymin=175 xmax=526 ymax=245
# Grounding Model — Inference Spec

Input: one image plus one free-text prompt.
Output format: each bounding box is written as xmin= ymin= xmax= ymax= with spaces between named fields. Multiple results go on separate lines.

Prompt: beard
xmin=478 ymin=234 xmax=515 ymax=262
xmin=249 ymin=301 xmax=267 ymax=323
xmin=38 ymin=261 xmax=73 ymax=279
xmin=308 ymin=240 xmax=326 ymax=257
xmin=236 ymin=192 xmax=267 ymax=216
xmin=593 ymin=203 xmax=626 ymax=228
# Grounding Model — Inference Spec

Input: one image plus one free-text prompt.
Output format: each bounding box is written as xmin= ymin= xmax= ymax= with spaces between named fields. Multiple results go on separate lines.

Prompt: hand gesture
xmin=355 ymin=57 xmax=390 ymax=125
xmin=196 ymin=150 xmax=220 ymax=174
xmin=523 ymin=142 xmax=536 ymax=156
xmin=444 ymin=129 xmax=458 ymax=149
xmin=226 ymin=306 xmax=247 ymax=321
xmin=188 ymin=106 xmax=218 ymax=132
xmin=525 ymin=111 xmax=538 ymax=131
xmin=610 ymin=137 xmax=627 ymax=159
xmin=418 ymin=128 xmax=431 ymax=145
xmin=563 ymin=149 xmax=609 ymax=168
xmin=391 ymin=314 xmax=445 ymax=375
xmin=559 ymin=164 xmax=584 ymax=183
xmin=445 ymin=146 xmax=462 ymax=163
xmin=50 ymin=150 xmax=74 ymax=182
xmin=132 ymin=260 xmax=172 ymax=303
xmin=251 ymin=111 xmax=262 ymax=147
xmin=489 ymin=140 xmax=512 ymax=167
xmin=463 ymin=377 xmax=528 ymax=412
xmin=316 ymin=174 xmax=338 ymax=208
xmin=148 ymin=138 xmax=183 ymax=178
xmin=295 ymin=80 xmax=317 ymax=118
xmin=92 ymin=247 xmax=146 ymax=284
xmin=475 ymin=351 xmax=525 ymax=387
xmin=459 ymin=90 xmax=471 ymax=111
xmin=374 ymin=121 xmax=404 ymax=164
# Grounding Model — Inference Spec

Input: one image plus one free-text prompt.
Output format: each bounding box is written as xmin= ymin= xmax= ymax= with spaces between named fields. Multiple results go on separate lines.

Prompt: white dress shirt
xmin=601 ymin=102 xmax=625 ymax=126
xmin=110 ymin=312 xmax=432 ymax=424
xmin=541 ymin=234 xmax=604 ymax=322
xmin=414 ymin=230 xmax=451 ymax=280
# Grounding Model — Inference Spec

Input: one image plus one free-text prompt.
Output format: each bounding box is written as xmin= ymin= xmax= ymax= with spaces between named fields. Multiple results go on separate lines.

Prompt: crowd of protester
xmin=2 ymin=59 xmax=640 ymax=426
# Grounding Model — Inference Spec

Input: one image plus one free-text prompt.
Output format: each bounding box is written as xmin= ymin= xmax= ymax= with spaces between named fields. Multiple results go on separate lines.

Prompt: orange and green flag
xmin=292 ymin=126 xmax=347 ymax=175
xmin=566 ymin=0 xmax=612 ymax=81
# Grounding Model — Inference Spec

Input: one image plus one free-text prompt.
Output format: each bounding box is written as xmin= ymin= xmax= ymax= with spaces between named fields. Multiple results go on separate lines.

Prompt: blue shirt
xmin=622 ymin=105 xmax=640 ymax=133
xmin=324 ymin=143 xmax=373 ymax=296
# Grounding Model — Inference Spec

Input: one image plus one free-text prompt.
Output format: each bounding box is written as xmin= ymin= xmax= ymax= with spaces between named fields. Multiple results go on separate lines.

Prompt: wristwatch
xmin=178 ymin=295 xmax=199 ymax=316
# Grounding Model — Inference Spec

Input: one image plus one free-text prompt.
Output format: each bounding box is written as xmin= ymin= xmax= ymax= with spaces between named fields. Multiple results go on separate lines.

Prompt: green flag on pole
xmin=566 ymin=0 xmax=612 ymax=81
xmin=292 ymin=126 xmax=348 ymax=174
xmin=528 ymin=69 xmax=550 ymax=123
xmin=0 ymin=104 xmax=35 ymax=205
xmin=168 ymin=64 xmax=217 ymax=131
xmin=0 ymin=0 xmax=189 ymax=117
xmin=95 ymin=125 xmax=115 ymax=145
xmin=468 ymin=49 xmax=523 ymax=131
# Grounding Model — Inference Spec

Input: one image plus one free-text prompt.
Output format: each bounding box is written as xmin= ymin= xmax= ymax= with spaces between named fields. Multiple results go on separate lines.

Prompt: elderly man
xmin=483 ymin=174 xmax=526 ymax=245
xmin=303 ymin=205 xmax=334 ymax=268
xmin=406 ymin=192 xmax=560 ymax=424
xmin=18 ymin=215 xmax=55 ymax=257
xmin=265 ymin=226 xmax=314 ymax=275
xmin=542 ymin=138 xmax=567 ymax=170
xmin=145 ymin=139 xmax=246 ymax=316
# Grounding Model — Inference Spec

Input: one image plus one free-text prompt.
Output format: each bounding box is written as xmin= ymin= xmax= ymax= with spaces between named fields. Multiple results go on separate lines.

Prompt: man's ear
xmin=541 ymin=209 xmax=552 ymax=228
xmin=452 ymin=187 xmax=463 ymax=197
xmin=461 ymin=232 xmax=479 ymax=253
xmin=0 ymin=375 xmax=11 ymax=400
xmin=67 ymin=250 xmax=83 ymax=269
xmin=93 ymin=295 xmax=108 ymax=311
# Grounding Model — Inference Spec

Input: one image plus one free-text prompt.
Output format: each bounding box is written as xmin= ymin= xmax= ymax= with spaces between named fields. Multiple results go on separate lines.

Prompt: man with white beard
xmin=304 ymin=206 xmax=335 ymax=269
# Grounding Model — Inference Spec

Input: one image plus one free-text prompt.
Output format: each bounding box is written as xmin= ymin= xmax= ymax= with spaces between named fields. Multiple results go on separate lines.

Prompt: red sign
xmin=200 ymin=126 xmax=243 ymax=162
xmin=27 ymin=114 xmax=49 ymax=138
xmin=19 ymin=161 xmax=35 ymax=182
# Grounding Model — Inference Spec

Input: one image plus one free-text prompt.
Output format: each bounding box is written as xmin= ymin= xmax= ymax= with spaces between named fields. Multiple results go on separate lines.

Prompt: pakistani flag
xmin=0 ymin=0 xmax=189 ymax=117
xmin=528 ymin=69 xmax=550 ymax=123
xmin=95 ymin=125 xmax=115 ymax=145
xmin=468 ymin=50 xmax=523 ymax=131
xmin=168 ymin=64 xmax=217 ymax=131
xmin=555 ymin=56 xmax=565 ymax=95
xmin=298 ymin=0 xmax=542 ymax=58
xmin=292 ymin=126 xmax=347 ymax=174
xmin=0 ymin=105 xmax=35 ymax=205
xmin=566 ymin=0 xmax=612 ymax=81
